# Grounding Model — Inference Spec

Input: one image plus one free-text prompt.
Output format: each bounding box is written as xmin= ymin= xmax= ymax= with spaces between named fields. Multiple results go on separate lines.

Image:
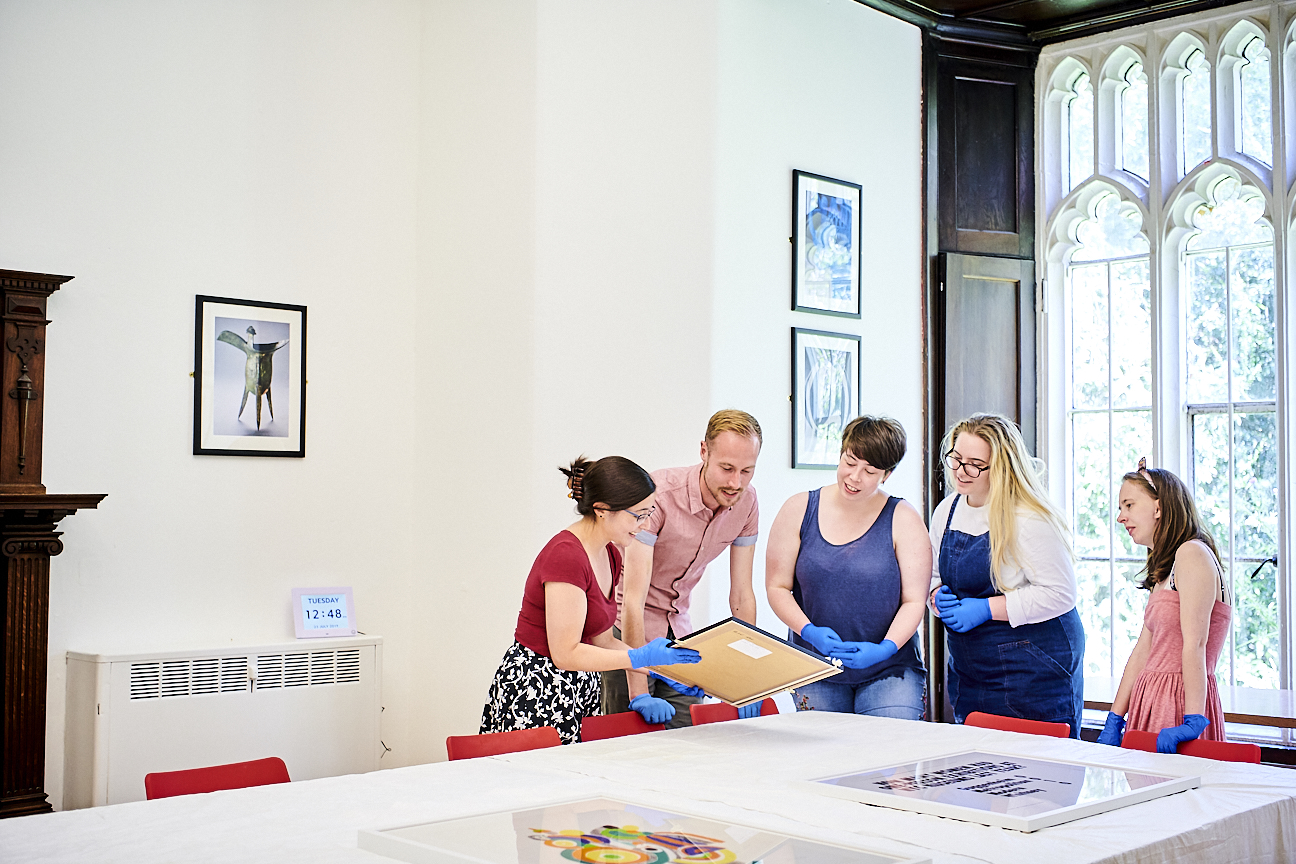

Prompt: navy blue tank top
xmin=789 ymin=489 xmax=924 ymax=684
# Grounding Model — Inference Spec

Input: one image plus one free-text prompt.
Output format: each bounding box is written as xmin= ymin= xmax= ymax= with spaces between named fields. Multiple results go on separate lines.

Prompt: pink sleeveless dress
xmin=1126 ymin=564 xmax=1231 ymax=741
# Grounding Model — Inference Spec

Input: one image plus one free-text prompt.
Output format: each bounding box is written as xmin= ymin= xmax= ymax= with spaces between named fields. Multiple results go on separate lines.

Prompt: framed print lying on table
xmin=792 ymin=327 xmax=860 ymax=469
xmin=792 ymin=169 xmax=862 ymax=317
xmin=359 ymin=795 xmax=931 ymax=864
xmin=805 ymin=750 xmax=1199 ymax=833
xmin=194 ymin=295 xmax=306 ymax=457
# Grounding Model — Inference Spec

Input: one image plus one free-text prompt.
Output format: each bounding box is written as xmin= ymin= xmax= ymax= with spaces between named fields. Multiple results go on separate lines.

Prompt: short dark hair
xmin=840 ymin=416 xmax=906 ymax=473
xmin=559 ymin=456 xmax=655 ymax=517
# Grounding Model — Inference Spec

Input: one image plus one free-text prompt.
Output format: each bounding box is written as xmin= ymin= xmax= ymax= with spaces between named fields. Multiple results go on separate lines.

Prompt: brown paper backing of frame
xmin=647 ymin=617 xmax=842 ymax=707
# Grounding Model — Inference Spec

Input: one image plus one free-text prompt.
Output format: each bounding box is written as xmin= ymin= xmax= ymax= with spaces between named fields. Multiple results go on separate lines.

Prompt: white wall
xmin=0 ymin=0 xmax=921 ymax=805
xmin=0 ymin=0 xmax=424 ymax=803
xmin=705 ymin=0 xmax=924 ymax=631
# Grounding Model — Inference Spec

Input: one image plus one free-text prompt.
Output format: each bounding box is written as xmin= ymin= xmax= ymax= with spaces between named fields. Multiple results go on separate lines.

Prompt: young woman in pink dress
xmin=1098 ymin=462 xmax=1232 ymax=753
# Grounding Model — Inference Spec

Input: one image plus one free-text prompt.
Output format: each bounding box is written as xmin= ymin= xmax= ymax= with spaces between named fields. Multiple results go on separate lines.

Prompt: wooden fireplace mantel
xmin=0 ymin=270 xmax=106 ymax=818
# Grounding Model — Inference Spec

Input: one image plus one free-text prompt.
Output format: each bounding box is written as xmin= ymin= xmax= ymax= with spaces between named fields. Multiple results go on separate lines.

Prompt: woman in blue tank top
xmin=766 ymin=416 xmax=930 ymax=718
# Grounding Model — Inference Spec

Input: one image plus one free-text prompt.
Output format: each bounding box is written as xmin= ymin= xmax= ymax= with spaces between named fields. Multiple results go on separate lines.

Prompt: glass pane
xmin=1239 ymin=36 xmax=1273 ymax=167
xmin=1121 ymin=61 xmax=1149 ymax=179
xmin=1072 ymin=193 xmax=1149 ymax=262
xmin=1232 ymin=410 xmax=1277 ymax=560
xmin=1112 ymin=411 xmax=1152 ymax=558
xmin=1071 ymin=264 xmax=1108 ymax=409
xmin=1231 ymin=246 xmax=1276 ymax=401
xmin=1187 ymin=180 xmax=1271 ymax=250
xmin=1181 ymin=50 xmax=1211 ymax=172
xmin=1075 ymin=559 xmax=1112 ymax=677
xmin=1233 ymin=557 xmax=1279 ymax=687
xmin=1191 ymin=412 xmax=1231 ymax=560
xmin=1113 ymin=561 xmax=1147 ymax=679
xmin=1110 ymin=260 xmax=1151 ymax=408
xmin=1073 ymin=412 xmax=1110 ymax=558
xmin=1068 ymin=72 xmax=1094 ymax=193
xmin=1185 ymin=251 xmax=1228 ymax=403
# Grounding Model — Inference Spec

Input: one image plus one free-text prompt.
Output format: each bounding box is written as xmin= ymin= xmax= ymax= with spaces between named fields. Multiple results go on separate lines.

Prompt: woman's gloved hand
xmin=649 ymin=671 xmax=705 ymax=698
xmin=1096 ymin=711 xmax=1126 ymax=746
xmin=627 ymin=637 xmax=701 ymax=669
xmin=829 ymin=639 xmax=898 ymax=670
xmin=934 ymin=587 xmax=993 ymax=633
xmin=737 ymin=702 xmax=763 ymax=719
xmin=1156 ymin=713 xmax=1209 ymax=754
xmin=800 ymin=623 xmax=853 ymax=657
xmin=629 ymin=694 xmax=676 ymax=724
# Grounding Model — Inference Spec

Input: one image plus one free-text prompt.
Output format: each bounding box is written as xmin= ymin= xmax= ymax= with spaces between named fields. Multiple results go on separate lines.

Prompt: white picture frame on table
xmin=359 ymin=795 xmax=931 ymax=864
xmin=804 ymin=749 xmax=1199 ymax=833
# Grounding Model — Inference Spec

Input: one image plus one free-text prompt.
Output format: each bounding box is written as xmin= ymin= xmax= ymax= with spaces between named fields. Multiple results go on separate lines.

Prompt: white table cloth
xmin=3 ymin=711 xmax=1294 ymax=864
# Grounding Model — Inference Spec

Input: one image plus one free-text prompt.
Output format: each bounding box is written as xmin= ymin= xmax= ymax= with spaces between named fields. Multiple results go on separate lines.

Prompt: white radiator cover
xmin=63 ymin=635 xmax=382 ymax=808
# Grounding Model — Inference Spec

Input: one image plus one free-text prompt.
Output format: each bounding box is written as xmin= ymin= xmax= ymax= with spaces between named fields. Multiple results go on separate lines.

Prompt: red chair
xmin=1121 ymin=729 xmax=1262 ymax=763
xmin=964 ymin=711 xmax=1071 ymax=738
xmin=144 ymin=757 xmax=290 ymax=800
xmin=446 ymin=726 xmax=562 ymax=760
xmin=580 ymin=712 xmax=664 ymax=742
xmin=689 ymin=699 xmax=778 ymax=725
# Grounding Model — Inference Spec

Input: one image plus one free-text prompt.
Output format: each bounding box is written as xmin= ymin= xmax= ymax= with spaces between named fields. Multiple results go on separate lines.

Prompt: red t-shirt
xmin=513 ymin=530 xmax=622 ymax=659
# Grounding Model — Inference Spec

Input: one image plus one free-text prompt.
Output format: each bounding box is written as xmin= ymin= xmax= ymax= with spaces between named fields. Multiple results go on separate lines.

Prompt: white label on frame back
xmin=291 ymin=587 xmax=356 ymax=639
xmin=727 ymin=638 xmax=772 ymax=659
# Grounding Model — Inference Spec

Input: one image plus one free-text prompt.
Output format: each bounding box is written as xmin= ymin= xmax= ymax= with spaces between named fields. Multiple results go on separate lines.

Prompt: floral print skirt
xmin=480 ymin=641 xmax=601 ymax=745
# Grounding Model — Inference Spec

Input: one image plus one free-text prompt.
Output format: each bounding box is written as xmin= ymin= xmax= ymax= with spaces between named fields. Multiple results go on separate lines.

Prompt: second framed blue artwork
xmin=792 ymin=327 xmax=860 ymax=469
xmin=792 ymin=169 xmax=862 ymax=318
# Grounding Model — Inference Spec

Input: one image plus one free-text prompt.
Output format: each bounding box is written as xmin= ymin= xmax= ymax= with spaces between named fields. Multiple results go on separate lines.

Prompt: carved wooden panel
xmin=932 ymin=44 xmax=1036 ymax=258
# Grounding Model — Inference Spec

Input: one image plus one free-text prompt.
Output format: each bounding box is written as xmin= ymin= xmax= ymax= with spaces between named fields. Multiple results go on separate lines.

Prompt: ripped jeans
xmin=792 ymin=666 xmax=925 ymax=720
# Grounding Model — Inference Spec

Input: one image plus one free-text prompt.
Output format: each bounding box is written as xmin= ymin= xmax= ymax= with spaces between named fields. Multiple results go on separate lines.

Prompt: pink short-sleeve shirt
xmin=616 ymin=464 xmax=759 ymax=640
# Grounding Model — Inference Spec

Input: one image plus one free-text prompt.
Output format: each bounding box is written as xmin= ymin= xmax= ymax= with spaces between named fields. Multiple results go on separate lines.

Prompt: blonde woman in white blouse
xmin=928 ymin=413 xmax=1084 ymax=736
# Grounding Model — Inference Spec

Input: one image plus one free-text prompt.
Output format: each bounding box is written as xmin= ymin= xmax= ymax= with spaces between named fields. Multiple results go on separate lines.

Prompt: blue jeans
xmin=792 ymin=666 xmax=925 ymax=719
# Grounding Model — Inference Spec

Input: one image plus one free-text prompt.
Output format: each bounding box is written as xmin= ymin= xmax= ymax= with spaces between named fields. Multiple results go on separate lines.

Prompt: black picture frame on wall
xmin=194 ymin=295 xmax=307 ymax=457
xmin=792 ymin=327 xmax=860 ymax=469
xmin=792 ymin=169 xmax=862 ymax=318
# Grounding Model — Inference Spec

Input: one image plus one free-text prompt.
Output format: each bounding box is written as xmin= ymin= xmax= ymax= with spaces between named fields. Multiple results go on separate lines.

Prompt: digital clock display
xmin=291 ymin=587 xmax=356 ymax=638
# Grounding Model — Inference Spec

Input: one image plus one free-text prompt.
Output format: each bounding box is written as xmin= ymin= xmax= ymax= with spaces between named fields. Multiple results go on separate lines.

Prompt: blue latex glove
xmin=649 ymin=671 xmax=706 ymax=698
xmin=1156 ymin=713 xmax=1209 ymax=754
xmin=936 ymin=589 xmax=993 ymax=633
xmin=933 ymin=585 xmax=960 ymax=614
xmin=629 ymin=693 xmax=676 ymax=724
xmin=737 ymin=702 xmax=763 ymax=719
xmin=800 ymin=623 xmax=853 ymax=657
xmin=829 ymin=639 xmax=898 ymax=670
xmin=627 ymin=637 xmax=701 ymax=669
xmin=1096 ymin=711 xmax=1126 ymax=746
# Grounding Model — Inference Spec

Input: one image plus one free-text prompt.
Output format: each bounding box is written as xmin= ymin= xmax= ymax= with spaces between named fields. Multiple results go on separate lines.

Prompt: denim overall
xmin=939 ymin=496 xmax=1084 ymax=737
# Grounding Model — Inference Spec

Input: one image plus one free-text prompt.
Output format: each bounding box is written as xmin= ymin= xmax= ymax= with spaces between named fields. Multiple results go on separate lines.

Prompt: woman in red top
xmin=480 ymin=456 xmax=701 ymax=744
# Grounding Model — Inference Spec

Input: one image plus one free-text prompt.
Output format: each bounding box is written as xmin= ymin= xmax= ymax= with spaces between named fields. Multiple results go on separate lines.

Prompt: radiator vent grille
xmin=256 ymin=648 xmax=361 ymax=691
xmin=128 ymin=649 xmax=362 ymax=698
xmin=129 ymin=656 xmax=250 ymax=700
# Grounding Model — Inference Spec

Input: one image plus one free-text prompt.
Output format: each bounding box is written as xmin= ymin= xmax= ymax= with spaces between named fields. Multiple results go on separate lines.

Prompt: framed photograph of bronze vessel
xmin=193 ymin=295 xmax=306 ymax=457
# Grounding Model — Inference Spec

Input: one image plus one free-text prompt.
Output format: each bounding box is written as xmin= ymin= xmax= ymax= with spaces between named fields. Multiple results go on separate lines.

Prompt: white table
xmin=3 ymin=711 xmax=1294 ymax=864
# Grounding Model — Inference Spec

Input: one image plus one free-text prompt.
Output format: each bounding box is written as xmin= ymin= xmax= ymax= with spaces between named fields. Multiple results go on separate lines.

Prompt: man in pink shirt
xmin=601 ymin=410 xmax=762 ymax=727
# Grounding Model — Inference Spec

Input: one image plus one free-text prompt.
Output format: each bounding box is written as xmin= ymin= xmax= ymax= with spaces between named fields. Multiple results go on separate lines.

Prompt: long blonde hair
xmin=941 ymin=413 xmax=1072 ymax=590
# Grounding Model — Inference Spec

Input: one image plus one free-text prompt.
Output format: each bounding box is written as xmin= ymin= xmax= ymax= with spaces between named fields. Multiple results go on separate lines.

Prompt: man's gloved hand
xmin=1096 ymin=711 xmax=1126 ymax=746
xmin=627 ymin=637 xmax=701 ymax=669
xmin=649 ymin=671 xmax=705 ymax=698
xmin=629 ymin=694 xmax=675 ymax=724
xmin=829 ymin=639 xmax=898 ymax=670
xmin=737 ymin=702 xmax=763 ymax=720
xmin=1156 ymin=713 xmax=1209 ymax=754
xmin=800 ymin=623 xmax=853 ymax=657
xmin=935 ymin=587 xmax=993 ymax=633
